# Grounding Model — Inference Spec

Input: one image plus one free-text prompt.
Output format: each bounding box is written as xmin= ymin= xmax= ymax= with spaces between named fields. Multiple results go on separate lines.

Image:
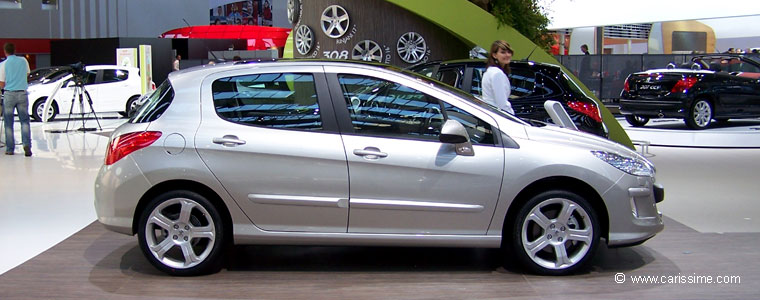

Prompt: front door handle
xmin=353 ymin=147 xmax=388 ymax=159
xmin=213 ymin=135 xmax=246 ymax=147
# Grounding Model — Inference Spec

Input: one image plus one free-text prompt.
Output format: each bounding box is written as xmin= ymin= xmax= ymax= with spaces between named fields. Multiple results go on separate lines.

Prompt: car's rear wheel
xmin=686 ymin=99 xmax=713 ymax=129
xmin=509 ymin=190 xmax=599 ymax=275
xmin=137 ymin=190 xmax=226 ymax=276
xmin=126 ymin=95 xmax=140 ymax=118
xmin=625 ymin=115 xmax=649 ymax=127
xmin=32 ymin=98 xmax=58 ymax=122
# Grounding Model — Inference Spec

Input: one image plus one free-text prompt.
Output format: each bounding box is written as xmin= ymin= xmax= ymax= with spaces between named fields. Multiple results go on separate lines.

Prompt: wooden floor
xmin=0 ymin=216 xmax=755 ymax=299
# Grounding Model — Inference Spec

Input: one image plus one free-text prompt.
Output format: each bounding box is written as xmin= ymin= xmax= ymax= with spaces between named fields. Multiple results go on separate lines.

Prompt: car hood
xmin=524 ymin=123 xmax=644 ymax=160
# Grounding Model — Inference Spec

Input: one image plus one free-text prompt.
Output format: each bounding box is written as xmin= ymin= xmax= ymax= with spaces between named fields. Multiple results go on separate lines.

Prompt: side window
xmin=437 ymin=67 xmax=462 ymax=88
xmin=442 ymin=102 xmax=495 ymax=145
xmin=338 ymin=74 xmax=444 ymax=141
xmin=508 ymin=68 xmax=537 ymax=98
xmin=738 ymin=61 xmax=760 ymax=73
xmin=413 ymin=65 xmax=437 ymax=78
xmin=471 ymin=67 xmax=484 ymax=96
xmin=212 ymin=73 xmax=322 ymax=130
xmin=101 ymin=69 xmax=129 ymax=83
xmin=82 ymin=71 xmax=97 ymax=85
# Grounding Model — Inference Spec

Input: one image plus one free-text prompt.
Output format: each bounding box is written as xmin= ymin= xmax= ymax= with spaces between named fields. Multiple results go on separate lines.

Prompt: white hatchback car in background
xmin=26 ymin=65 xmax=142 ymax=121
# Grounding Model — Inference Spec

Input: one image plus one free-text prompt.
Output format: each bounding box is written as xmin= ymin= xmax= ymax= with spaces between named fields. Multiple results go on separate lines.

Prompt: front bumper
xmin=604 ymin=174 xmax=665 ymax=247
xmin=619 ymin=98 xmax=688 ymax=118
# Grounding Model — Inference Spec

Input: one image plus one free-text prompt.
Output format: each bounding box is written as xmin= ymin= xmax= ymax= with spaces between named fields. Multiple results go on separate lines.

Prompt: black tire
xmin=137 ymin=190 xmax=226 ymax=276
xmin=507 ymin=190 xmax=600 ymax=275
xmin=126 ymin=95 xmax=140 ymax=118
xmin=685 ymin=99 xmax=713 ymax=129
xmin=32 ymin=98 xmax=58 ymax=122
xmin=624 ymin=115 xmax=649 ymax=127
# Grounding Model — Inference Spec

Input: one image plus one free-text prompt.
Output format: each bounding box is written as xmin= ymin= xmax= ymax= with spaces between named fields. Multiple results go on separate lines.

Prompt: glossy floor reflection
xmin=0 ymin=118 xmax=125 ymax=275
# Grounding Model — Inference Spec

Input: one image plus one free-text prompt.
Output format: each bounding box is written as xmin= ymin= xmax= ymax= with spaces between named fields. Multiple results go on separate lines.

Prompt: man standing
xmin=173 ymin=54 xmax=181 ymax=71
xmin=0 ymin=42 xmax=32 ymax=156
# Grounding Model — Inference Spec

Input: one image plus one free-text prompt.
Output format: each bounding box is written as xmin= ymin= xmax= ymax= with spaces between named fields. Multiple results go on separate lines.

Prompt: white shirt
xmin=481 ymin=66 xmax=514 ymax=114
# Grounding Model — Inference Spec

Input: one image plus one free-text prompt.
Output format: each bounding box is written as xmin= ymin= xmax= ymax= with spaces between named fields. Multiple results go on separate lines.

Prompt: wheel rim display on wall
xmin=287 ymin=0 xmax=300 ymax=24
xmin=320 ymin=5 xmax=350 ymax=38
xmin=397 ymin=32 xmax=427 ymax=64
xmin=352 ymin=40 xmax=383 ymax=62
xmin=295 ymin=25 xmax=314 ymax=55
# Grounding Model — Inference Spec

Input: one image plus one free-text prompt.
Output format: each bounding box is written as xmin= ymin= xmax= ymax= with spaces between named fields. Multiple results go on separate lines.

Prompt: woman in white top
xmin=481 ymin=40 xmax=514 ymax=114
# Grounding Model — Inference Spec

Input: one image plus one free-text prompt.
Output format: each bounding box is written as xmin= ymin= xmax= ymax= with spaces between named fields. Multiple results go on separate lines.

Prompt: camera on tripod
xmin=68 ymin=62 xmax=88 ymax=86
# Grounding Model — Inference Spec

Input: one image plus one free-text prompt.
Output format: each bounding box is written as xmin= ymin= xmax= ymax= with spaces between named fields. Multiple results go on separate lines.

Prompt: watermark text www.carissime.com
xmin=614 ymin=272 xmax=741 ymax=285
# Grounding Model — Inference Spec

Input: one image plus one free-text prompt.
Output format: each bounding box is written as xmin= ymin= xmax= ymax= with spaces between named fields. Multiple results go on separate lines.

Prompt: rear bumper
xmin=619 ymin=99 xmax=688 ymax=118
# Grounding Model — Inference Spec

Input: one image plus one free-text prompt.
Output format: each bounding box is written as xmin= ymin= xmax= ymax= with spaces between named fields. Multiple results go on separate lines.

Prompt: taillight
xmin=105 ymin=131 xmax=162 ymax=165
xmin=567 ymin=101 xmax=602 ymax=123
xmin=671 ymin=77 xmax=698 ymax=93
xmin=623 ymin=79 xmax=630 ymax=92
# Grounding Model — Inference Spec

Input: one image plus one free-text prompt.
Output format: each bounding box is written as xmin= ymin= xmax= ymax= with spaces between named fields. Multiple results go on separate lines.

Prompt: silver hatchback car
xmin=94 ymin=60 xmax=664 ymax=276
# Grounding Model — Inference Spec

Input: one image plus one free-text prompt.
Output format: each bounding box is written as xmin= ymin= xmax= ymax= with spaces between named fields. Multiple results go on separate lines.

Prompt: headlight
xmin=591 ymin=151 xmax=655 ymax=177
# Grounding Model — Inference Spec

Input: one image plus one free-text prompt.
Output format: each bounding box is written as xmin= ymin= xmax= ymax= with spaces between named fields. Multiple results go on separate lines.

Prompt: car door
xmin=72 ymin=70 xmax=100 ymax=113
xmin=93 ymin=68 xmax=132 ymax=112
xmin=326 ymin=68 xmax=504 ymax=235
xmin=194 ymin=66 xmax=350 ymax=233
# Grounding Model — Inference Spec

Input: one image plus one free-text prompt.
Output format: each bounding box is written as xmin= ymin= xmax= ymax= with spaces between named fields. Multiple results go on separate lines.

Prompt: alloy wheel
xmin=352 ymin=40 xmax=383 ymax=62
xmin=320 ymin=5 xmax=349 ymax=38
xmin=295 ymin=25 xmax=314 ymax=55
xmin=521 ymin=197 xmax=594 ymax=271
xmin=396 ymin=32 xmax=427 ymax=64
xmin=144 ymin=197 xmax=216 ymax=270
xmin=693 ymin=100 xmax=712 ymax=128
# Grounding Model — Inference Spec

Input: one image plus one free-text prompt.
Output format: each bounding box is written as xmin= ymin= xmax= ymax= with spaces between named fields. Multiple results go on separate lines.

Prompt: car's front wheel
xmin=137 ymin=190 xmax=226 ymax=276
xmin=686 ymin=99 xmax=713 ymax=129
xmin=625 ymin=115 xmax=649 ymax=127
xmin=509 ymin=190 xmax=600 ymax=275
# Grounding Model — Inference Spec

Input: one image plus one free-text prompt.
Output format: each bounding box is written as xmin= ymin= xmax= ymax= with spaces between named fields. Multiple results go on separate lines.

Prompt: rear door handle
xmin=353 ymin=147 xmax=388 ymax=159
xmin=213 ymin=135 xmax=246 ymax=146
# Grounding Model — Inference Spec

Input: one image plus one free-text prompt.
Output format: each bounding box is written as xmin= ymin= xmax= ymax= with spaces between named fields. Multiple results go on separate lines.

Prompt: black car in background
xmin=410 ymin=59 xmax=607 ymax=137
xmin=620 ymin=55 xmax=760 ymax=129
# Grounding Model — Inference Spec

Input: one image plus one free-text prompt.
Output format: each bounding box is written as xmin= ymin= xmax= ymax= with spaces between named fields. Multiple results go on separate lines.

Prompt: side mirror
xmin=439 ymin=119 xmax=474 ymax=156
xmin=439 ymin=119 xmax=469 ymax=144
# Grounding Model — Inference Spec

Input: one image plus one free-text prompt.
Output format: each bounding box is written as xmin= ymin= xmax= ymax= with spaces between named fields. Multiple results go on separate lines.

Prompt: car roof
xmin=169 ymin=59 xmax=410 ymax=81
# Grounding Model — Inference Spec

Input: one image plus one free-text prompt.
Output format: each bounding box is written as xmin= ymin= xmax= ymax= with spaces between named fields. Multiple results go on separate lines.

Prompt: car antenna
xmin=524 ymin=45 xmax=538 ymax=62
xmin=182 ymin=18 xmax=220 ymax=62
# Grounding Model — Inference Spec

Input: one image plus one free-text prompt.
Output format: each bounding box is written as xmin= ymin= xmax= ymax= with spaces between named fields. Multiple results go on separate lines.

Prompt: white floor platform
xmin=1 ymin=117 xmax=759 ymax=276
xmin=618 ymin=117 xmax=760 ymax=147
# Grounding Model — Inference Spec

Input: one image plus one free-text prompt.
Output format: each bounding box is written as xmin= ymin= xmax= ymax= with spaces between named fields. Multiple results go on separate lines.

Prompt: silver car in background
xmin=94 ymin=60 xmax=664 ymax=276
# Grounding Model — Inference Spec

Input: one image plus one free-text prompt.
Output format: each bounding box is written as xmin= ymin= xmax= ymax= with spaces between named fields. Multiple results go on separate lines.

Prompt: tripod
xmin=63 ymin=81 xmax=102 ymax=132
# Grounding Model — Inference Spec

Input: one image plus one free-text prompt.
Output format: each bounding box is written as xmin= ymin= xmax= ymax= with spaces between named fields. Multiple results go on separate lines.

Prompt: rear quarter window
xmin=129 ymin=80 xmax=173 ymax=123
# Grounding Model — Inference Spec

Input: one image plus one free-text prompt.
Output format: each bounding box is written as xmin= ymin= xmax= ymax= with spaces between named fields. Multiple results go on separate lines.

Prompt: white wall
xmin=569 ymin=27 xmax=595 ymax=54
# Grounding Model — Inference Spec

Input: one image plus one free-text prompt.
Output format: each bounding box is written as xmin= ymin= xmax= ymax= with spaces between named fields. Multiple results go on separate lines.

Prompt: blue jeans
xmin=3 ymin=90 xmax=32 ymax=152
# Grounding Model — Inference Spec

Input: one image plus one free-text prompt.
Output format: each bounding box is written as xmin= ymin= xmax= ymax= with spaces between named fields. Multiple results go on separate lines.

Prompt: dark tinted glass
xmin=533 ymin=74 xmax=561 ymax=96
xmin=101 ymin=69 xmax=129 ymax=83
xmin=508 ymin=68 xmax=536 ymax=97
xmin=338 ymin=74 xmax=444 ymax=141
xmin=437 ymin=67 xmax=462 ymax=88
xmin=212 ymin=73 xmax=321 ymax=130
xmin=130 ymin=80 xmax=173 ymax=123
xmin=471 ymin=67 xmax=484 ymax=96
